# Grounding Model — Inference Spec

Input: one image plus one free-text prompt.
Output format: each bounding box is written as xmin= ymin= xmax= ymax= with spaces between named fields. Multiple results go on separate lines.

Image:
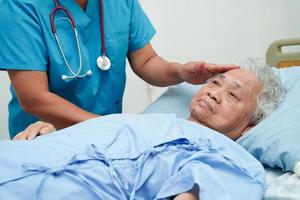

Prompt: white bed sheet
xmin=264 ymin=168 xmax=300 ymax=200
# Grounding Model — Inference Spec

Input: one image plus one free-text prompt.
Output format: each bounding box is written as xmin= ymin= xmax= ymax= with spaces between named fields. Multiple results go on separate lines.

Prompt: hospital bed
xmin=143 ymin=38 xmax=300 ymax=199
xmin=1 ymin=39 xmax=299 ymax=199
xmin=264 ymin=38 xmax=300 ymax=199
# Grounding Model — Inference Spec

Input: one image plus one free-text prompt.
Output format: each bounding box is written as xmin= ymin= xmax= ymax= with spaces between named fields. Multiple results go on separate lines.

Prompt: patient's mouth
xmin=198 ymin=99 xmax=214 ymax=113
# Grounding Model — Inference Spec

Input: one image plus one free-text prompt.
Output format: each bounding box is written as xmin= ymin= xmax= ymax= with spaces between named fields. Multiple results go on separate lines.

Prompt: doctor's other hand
xmin=13 ymin=121 xmax=56 ymax=141
xmin=177 ymin=61 xmax=239 ymax=85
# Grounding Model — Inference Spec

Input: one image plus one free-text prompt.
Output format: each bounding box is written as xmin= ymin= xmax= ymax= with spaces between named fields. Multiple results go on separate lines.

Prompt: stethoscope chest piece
xmin=97 ymin=55 xmax=111 ymax=70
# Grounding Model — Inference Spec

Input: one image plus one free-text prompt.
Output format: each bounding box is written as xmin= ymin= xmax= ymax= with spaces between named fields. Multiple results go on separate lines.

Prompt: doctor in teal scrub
xmin=0 ymin=0 xmax=237 ymax=140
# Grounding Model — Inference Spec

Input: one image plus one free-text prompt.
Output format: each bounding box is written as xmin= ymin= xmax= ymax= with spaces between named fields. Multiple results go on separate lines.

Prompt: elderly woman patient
xmin=0 ymin=60 xmax=285 ymax=200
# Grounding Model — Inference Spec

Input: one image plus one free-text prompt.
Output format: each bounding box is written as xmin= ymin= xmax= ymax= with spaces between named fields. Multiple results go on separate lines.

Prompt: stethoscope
xmin=50 ymin=0 xmax=111 ymax=80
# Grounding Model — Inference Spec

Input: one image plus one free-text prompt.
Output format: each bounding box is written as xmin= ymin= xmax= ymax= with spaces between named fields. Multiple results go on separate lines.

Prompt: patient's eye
xmin=228 ymin=92 xmax=239 ymax=101
xmin=229 ymin=92 xmax=236 ymax=98
xmin=210 ymin=79 xmax=221 ymax=86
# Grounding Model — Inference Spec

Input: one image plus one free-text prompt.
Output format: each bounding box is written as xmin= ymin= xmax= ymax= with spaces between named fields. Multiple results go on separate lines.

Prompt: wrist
xmin=173 ymin=62 xmax=185 ymax=83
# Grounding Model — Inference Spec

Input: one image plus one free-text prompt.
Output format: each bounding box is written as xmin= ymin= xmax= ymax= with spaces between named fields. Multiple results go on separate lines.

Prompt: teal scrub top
xmin=0 ymin=0 xmax=156 ymax=138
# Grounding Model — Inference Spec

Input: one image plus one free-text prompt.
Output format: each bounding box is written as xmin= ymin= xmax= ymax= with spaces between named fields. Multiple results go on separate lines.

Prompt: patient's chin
xmin=190 ymin=104 xmax=211 ymax=117
xmin=189 ymin=110 xmax=214 ymax=129
xmin=190 ymin=108 xmax=205 ymax=122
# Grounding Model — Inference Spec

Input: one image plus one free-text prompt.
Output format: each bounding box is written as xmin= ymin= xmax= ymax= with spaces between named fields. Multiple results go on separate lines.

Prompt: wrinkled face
xmin=188 ymin=69 xmax=262 ymax=140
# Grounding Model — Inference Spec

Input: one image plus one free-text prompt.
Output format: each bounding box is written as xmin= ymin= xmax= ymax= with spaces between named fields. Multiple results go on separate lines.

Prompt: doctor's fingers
xmin=27 ymin=121 xmax=56 ymax=138
xmin=204 ymin=63 xmax=239 ymax=73
xmin=12 ymin=121 xmax=52 ymax=140
xmin=39 ymin=124 xmax=56 ymax=135
xmin=13 ymin=131 xmax=28 ymax=141
xmin=26 ymin=121 xmax=49 ymax=140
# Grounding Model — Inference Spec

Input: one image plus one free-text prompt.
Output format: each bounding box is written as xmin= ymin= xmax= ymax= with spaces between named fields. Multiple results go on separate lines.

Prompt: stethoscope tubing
xmin=50 ymin=5 xmax=76 ymax=34
xmin=50 ymin=0 xmax=90 ymax=79
xmin=99 ymin=0 xmax=106 ymax=57
xmin=54 ymin=26 xmax=84 ymax=78
xmin=50 ymin=0 xmax=109 ymax=80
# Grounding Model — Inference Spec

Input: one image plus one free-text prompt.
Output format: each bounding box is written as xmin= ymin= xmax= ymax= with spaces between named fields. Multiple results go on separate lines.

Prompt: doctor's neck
xmin=76 ymin=0 xmax=88 ymax=10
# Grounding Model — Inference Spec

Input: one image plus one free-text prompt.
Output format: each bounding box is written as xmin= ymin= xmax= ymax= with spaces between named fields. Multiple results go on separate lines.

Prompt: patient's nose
xmin=207 ymin=90 xmax=221 ymax=103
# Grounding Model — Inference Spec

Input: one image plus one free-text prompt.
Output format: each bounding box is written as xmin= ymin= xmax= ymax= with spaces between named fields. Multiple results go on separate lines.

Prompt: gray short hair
xmin=240 ymin=58 xmax=285 ymax=124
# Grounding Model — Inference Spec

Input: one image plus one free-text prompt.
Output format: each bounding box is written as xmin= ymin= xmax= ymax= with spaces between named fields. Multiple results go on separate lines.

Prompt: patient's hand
xmin=13 ymin=121 xmax=56 ymax=141
xmin=174 ymin=192 xmax=198 ymax=200
xmin=173 ymin=185 xmax=199 ymax=200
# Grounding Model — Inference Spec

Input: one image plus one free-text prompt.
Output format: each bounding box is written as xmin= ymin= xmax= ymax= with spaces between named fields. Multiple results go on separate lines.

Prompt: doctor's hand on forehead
xmin=177 ymin=61 xmax=239 ymax=85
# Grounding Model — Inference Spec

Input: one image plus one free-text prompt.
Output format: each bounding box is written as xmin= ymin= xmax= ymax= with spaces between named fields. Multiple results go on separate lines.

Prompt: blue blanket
xmin=0 ymin=113 xmax=266 ymax=200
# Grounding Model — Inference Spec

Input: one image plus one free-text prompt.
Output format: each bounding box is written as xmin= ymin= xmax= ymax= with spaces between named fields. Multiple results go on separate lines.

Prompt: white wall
xmin=0 ymin=72 xmax=10 ymax=139
xmin=132 ymin=0 xmax=300 ymax=107
xmin=1 ymin=0 xmax=300 ymax=139
xmin=139 ymin=0 xmax=300 ymax=63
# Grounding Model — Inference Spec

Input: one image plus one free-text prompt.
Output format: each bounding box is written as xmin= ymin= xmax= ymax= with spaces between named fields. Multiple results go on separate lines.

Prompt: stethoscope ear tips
xmin=86 ymin=70 xmax=92 ymax=76
xmin=62 ymin=75 xmax=67 ymax=80
xmin=61 ymin=70 xmax=92 ymax=80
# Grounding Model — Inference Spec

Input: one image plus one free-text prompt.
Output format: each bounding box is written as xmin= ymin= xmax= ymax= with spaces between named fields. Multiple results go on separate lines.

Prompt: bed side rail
xmin=266 ymin=38 xmax=300 ymax=68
